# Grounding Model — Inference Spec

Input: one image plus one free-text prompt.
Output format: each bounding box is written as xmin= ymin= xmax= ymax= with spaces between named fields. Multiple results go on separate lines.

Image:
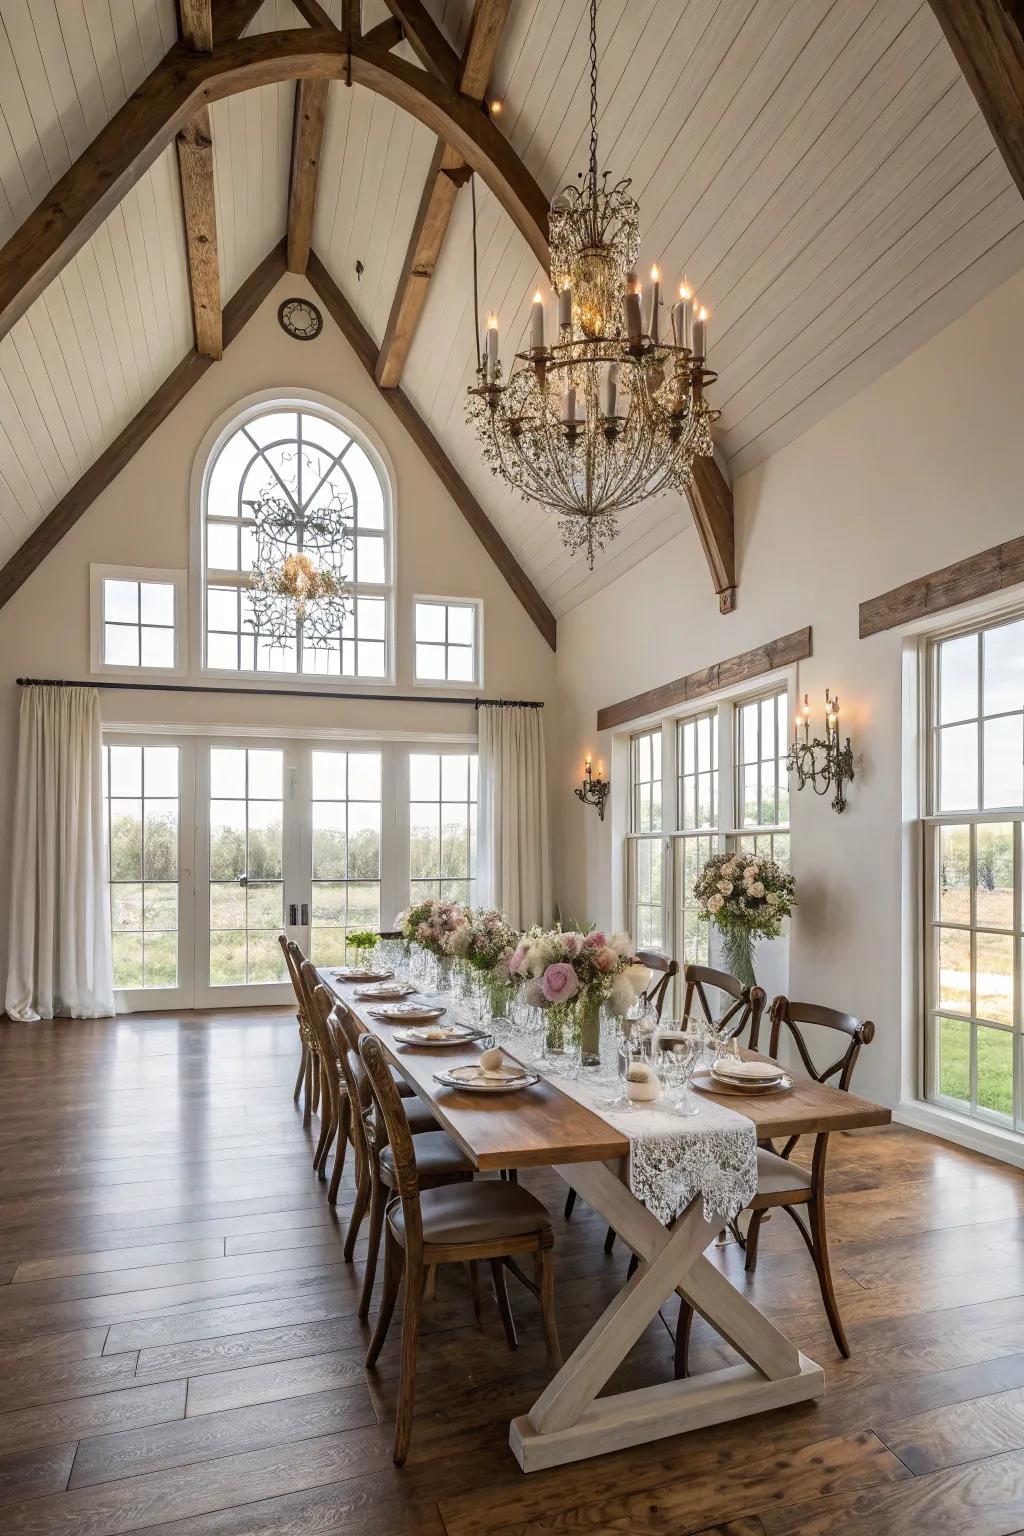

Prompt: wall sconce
xmin=786 ymin=690 xmax=855 ymax=814
xmin=575 ymin=756 xmax=611 ymax=821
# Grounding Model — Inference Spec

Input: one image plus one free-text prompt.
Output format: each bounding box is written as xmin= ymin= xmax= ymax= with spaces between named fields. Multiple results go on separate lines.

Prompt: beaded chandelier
xmin=466 ymin=0 xmax=719 ymax=569
xmin=245 ymin=481 xmax=354 ymax=648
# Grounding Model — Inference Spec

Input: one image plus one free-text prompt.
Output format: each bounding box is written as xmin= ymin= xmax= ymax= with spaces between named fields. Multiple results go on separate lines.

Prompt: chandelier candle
xmin=693 ymin=306 xmax=709 ymax=360
xmin=465 ymin=0 xmax=720 ymax=569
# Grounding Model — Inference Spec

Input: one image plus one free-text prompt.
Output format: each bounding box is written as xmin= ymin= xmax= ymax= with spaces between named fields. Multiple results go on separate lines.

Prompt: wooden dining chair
xmin=682 ymin=963 xmax=768 ymax=1047
xmin=359 ymin=1031 xmax=561 ymax=1466
xmin=280 ymin=934 xmax=317 ymax=1126
xmin=674 ymin=995 xmax=875 ymax=1376
xmin=302 ymin=965 xmax=350 ymax=1181
xmin=330 ymin=1003 xmax=442 ymax=1253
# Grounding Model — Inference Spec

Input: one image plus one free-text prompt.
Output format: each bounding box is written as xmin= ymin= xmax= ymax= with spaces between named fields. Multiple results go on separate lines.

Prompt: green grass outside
xmin=938 ymin=1015 xmax=1015 ymax=1120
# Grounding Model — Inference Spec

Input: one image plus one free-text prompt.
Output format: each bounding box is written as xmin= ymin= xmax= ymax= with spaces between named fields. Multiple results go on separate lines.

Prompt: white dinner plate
xmin=434 ymin=1063 xmax=538 ymax=1093
xmin=712 ymin=1057 xmax=786 ymax=1083
xmin=692 ymin=1067 xmax=792 ymax=1097
xmin=368 ymin=1003 xmax=447 ymax=1023
xmin=394 ymin=1024 xmax=474 ymax=1046
xmin=332 ymin=967 xmax=394 ymax=983
xmin=353 ymin=983 xmax=417 ymax=1000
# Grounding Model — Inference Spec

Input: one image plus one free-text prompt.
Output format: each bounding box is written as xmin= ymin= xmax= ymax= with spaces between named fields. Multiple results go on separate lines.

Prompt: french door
xmin=107 ymin=734 xmax=472 ymax=1011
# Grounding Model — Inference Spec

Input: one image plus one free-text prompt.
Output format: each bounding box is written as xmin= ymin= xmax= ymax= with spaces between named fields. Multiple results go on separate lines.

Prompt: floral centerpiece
xmin=509 ymin=928 xmax=650 ymax=1063
xmin=443 ymin=906 xmax=519 ymax=1017
xmin=693 ymin=851 xmax=796 ymax=988
xmin=396 ymin=898 xmax=469 ymax=957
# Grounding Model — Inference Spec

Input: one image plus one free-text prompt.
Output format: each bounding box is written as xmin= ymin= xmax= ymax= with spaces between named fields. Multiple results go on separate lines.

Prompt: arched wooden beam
xmin=0 ymin=29 xmax=550 ymax=342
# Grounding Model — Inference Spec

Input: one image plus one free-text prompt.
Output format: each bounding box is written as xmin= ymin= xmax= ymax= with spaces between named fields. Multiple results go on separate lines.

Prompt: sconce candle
xmin=786 ymin=688 xmax=854 ymax=813
xmin=575 ymin=758 xmax=611 ymax=821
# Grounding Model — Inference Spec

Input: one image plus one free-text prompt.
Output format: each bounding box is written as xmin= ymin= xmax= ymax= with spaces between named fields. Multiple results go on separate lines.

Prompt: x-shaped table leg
xmin=509 ymin=1160 xmax=824 ymax=1472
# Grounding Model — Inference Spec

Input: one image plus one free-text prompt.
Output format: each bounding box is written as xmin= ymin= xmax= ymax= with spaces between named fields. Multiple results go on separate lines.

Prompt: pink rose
xmin=509 ymin=944 xmax=528 ymax=976
xmin=583 ymin=931 xmax=607 ymax=950
xmin=562 ymin=932 xmax=584 ymax=959
xmin=541 ymin=962 xmax=580 ymax=1004
xmin=593 ymin=945 xmax=618 ymax=973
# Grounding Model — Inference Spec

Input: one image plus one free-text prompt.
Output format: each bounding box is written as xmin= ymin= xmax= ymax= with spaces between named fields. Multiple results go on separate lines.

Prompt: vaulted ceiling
xmin=0 ymin=0 xmax=1022 ymax=624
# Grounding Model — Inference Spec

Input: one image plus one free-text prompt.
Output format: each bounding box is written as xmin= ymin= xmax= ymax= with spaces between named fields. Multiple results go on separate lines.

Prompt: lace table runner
xmin=543 ymin=1069 xmax=758 ymax=1226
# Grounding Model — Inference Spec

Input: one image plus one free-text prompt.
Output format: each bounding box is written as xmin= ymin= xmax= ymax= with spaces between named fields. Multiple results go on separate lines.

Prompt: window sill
xmin=894 ymin=1097 xmax=1024 ymax=1171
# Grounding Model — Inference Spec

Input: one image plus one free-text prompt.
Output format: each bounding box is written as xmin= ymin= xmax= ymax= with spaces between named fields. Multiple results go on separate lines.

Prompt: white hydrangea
xmin=707 ymin=893 xmax=724 ymax=913
xmin=749 ymin=881 xmax=765 ymax=898
xmin=717 ymin=880 xmax=733 ymax=895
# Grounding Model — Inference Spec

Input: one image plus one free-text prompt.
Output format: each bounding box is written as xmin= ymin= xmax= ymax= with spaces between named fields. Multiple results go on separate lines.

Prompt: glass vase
xmin=577 ymin=996 xmax=602 ymax=1070
xmin=720 ymin=925 xmax=757 ymax=989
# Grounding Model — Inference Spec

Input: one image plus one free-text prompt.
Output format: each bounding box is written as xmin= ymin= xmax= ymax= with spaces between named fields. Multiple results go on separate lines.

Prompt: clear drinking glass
xmin=653 ymin=1027 xmax=701 ymax=1116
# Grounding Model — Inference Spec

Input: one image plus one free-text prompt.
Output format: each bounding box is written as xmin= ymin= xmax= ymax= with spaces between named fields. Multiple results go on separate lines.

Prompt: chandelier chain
xmin=588 ymin=0 xmax=598 ymax=213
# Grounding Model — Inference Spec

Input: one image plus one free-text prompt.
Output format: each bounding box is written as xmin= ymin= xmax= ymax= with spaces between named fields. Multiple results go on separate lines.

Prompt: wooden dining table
xmin=321 ymin=970 xmax=891 ymax=1472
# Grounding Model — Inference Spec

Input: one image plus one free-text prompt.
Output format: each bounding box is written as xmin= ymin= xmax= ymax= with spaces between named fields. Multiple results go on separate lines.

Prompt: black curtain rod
xmin=15 ymin=677 xmax=543 ymax=709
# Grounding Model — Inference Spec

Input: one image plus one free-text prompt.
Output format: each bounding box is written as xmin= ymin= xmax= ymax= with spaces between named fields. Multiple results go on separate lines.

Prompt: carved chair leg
xmin=808 ymin=1194 xmax=850 ymax=1358
xmin=563 ymin=1189 xmax=577 ymax=1219
xmin=312 ymin=1069 xmax=334 ymax=1175
xmin=534 ymin=1248 xmax=562 ymax=1372
xmin=293 ymin=1040 xmax=307 ymax=1102
xmin=310 ymin=1054 xmax=321 ymax=1115
xmin=492 ymin=1259 xmax=518 ymax=1351
xmin=603 ymin=1225 xmax=616 ymax=1254
xmin=344 ymin=1165 xmax=371 ymax=1262
xmin=359 ymin=1171 xmax=387 ymax=1321
xmin=744 ymin=1209 xmax=765 ymax=1273
xmin=673 ymin=1297 xmax=695 ymax=1378
xmin=393 ymin=1257 xmax=423 ymax=1466
xmin=366 ymin=1226 xmax=403 ymax=1367
xmin=328 ymin=1096 xmax=351 ymax=1205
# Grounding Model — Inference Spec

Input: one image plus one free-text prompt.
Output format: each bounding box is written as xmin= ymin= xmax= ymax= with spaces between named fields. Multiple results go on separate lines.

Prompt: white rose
xmin=609 ymin=974 xmax=635 ymax=1016
xmin=625 ymin=963 xmax=651 ymax=995
xmin=717 ymin=880 xmax=733 ymax=895
xmin=750 ymin=882 xmax=765 ymax=898
xmin=742 ymin=867 xmax=755 ymax=884
xmin=608 ymin=931 xmax=633 ymax=959
xmin=766 ymin=892 xmax=779 ymax=907
xmin=707 ymin=893 xmax=724 ymax=913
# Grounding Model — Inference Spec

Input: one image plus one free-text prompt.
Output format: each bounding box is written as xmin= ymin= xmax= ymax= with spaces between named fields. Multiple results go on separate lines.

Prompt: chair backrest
xmin=634 ymin=950 xmax=679 ymax=1020
xmin=280 ymin=934 xmax=307 ymax=1020
xmin=682 ymin=963 xmax=767 ymax=1048
xmin=330 ymin=1003 xmax=373 ymax=1172
xmin=358 ymin=1031 xmax=423 ymax=1251
xmin=768 ymin=997 xmax=874 ymax=1092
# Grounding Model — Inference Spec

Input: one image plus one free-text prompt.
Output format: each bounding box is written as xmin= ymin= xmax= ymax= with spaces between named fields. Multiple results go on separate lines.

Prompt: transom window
xmin=91 ymin=566 xmax=185 ymax=674
xmin=925 ymin=614 xmax=1024 ymax=1131
xmin=203 ymin=406 xmax=391 ymax=679
xmin=414 ymin=599 xmax=481 ymax=686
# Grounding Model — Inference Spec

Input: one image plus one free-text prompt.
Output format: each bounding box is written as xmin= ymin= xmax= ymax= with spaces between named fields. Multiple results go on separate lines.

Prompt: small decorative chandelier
xmin=245 ymin=479 xmax=354 ymax=648
xmin=786 ymin=690 xmax=855 ymax=814
xmin=466 ymin=0 xmax=720 ymax=568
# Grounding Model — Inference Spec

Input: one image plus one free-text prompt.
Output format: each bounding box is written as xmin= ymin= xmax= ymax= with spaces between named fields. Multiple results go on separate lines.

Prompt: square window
xmin=94 ymin=568 xmax=184 ymax=674
xmin=414 ymin=600 xmax=480 ymax=686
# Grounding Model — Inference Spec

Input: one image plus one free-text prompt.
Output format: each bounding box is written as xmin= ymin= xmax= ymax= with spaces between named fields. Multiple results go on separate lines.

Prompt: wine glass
xmin=653 ymin=1027 xmax=701 ymax=1116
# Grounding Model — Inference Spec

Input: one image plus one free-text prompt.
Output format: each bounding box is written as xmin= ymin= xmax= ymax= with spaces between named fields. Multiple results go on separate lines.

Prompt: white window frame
xmin=412 ymin=596 xmax=484 ymax=689
xmin=190 ymin=391 xmax=398 ymax=693
xmin=922 ymin=607 xmax=1024 ymax=1135
xmin=90 ymin=564 xmax=188 ymax=677
xmin=622 ymin=676 xmax=793 ymax=1008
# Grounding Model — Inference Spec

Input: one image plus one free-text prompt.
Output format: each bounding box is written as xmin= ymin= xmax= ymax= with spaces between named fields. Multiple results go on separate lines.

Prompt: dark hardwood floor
xmin=1 ymin=1009 xmax=1024 ymax=1534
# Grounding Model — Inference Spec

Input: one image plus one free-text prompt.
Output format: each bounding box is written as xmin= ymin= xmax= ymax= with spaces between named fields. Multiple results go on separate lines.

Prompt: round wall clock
xmin=277 ymin=298 xmax=324 ymax=341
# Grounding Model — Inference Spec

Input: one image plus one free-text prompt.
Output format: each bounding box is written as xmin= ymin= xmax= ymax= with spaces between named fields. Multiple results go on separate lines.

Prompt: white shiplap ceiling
xmin=0 ymin=0 xmax=1021 ymax=615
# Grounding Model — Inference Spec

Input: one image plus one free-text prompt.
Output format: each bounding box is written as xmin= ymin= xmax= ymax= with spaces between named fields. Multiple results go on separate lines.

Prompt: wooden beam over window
xmin=0 ymin=242 xmax=287 ymax=614
xmin=927 ymin=1 xmax=1024 ymax=199
xmin=596 ymin=628 xmax=812 ymax=733
xmin=859 ymin=536 xmax=1024 ymax=638
xmin=687 ymin=456 xmax=736 ymax=615
xmin=377 ymin=0 xmax=511 ymax=388
xmin=307 ymin=252 xmax=556 ymax=651
xmin=286 ymin=78 xmax=329 ymax=275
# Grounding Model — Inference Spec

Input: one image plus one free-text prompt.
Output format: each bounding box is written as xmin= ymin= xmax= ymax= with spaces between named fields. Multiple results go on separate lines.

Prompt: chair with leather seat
xmin=359 ymin=1031 xmax=561 ymax=1466
xmin=329 ymin=1002 xmax=441 ymax=1262
xmin=674 ymin=994 xmax=875 ymax=1376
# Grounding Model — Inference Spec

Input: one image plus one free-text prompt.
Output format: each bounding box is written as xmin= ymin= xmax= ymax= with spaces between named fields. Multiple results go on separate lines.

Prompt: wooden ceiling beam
xmin=180 ymin=0 xmax=214 ymax=51
xmin=382 ymin=0 xmax=459 ymax=88
xmin=0 ymin=241 xmax=286 ymax=614
xmin=376 ymin=0 xmax=511 ymax=389
xmin=307 ymin=252 xmax=556 ymax=651
xmin=286 ymin=78 xmax=329 ymax=274
xmin=0 ymin=29 xmax=549 ymax=344
xmin=176 ymin=107 xmax=222 ymax=357
xmin=687 ymin=457 xmax=736 ymax=615
xmin=927 ymin=1 xmax=1024 ymax=199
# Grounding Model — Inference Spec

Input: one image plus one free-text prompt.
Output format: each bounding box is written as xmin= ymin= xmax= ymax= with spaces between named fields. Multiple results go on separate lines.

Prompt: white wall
xmin=0 ymin=273 xmax=555 ymax=993
xmin=551 ymin=263 xmax=1024 ymax=1110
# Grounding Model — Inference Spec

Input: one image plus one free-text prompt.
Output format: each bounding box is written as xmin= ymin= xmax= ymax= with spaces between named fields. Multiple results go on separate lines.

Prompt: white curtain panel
xmin=5 ymin=686 xmax=114 ymax=1021
xmin=477 ymin=704 xmax=551 ymax=930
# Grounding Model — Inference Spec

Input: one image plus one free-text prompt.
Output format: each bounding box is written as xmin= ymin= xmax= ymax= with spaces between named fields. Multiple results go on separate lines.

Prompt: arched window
xmin=202 ymin=403 xmax=392 ymax=679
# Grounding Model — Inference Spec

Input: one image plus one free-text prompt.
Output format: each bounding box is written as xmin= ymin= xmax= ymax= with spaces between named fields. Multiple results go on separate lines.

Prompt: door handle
xmin=300 ymin=902 xmax=309 ymax=925
xmin=288 ymin=903 xmax=298 ymax=926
